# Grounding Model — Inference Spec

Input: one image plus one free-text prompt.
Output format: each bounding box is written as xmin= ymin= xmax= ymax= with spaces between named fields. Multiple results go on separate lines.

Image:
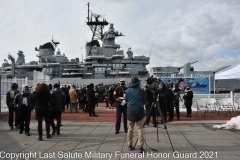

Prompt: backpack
xmin=7 ymin=90 xmax=19 ymax=107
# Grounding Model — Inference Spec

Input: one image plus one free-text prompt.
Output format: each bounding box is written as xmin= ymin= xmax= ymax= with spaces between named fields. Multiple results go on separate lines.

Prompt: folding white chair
xmin=205 ymin=98 xmax=217 ymax=114
xmin=218 ymin=99 xmax=232 ymax=116
xmin=235 ymin=99 xmax=240 ymax=115
xmin=196 ymin=99 xmax=207 ymax=117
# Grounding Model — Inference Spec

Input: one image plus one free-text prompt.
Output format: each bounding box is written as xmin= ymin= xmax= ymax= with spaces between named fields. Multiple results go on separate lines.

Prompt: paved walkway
xmin=0 ymin=119 xmax=239 ymax=160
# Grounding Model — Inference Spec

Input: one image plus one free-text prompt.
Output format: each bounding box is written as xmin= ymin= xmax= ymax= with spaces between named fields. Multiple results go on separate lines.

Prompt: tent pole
xmin=214 ymin=73 xmax=215 ymax=99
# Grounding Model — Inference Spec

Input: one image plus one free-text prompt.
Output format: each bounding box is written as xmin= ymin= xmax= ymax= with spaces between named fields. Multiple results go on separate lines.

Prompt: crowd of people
xmin=6 ymin=77 xmax=193 ymax=152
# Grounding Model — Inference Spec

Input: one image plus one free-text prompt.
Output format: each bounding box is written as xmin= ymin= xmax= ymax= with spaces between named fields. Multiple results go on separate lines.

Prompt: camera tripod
xmin=133 ymin=101 xmax=174 ymax=152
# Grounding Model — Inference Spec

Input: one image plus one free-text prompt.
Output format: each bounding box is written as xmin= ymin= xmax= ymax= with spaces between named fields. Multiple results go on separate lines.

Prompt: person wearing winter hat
xmin=183 ymin=87 xmax=194 ymax=117
xmin=6 ymin=83 xmax=20 ymax=130
xmin=125 ymin=77 xmax=145 ymax=153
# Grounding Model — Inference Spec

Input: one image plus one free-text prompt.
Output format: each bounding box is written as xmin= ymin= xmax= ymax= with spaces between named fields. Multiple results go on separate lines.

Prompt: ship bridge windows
xmin=113 ymin=64 xmax=122 ymax=69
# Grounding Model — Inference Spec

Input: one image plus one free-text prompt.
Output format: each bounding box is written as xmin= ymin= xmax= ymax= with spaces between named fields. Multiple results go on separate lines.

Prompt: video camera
xmin=146 ymin=76 xmax=167 ymax=102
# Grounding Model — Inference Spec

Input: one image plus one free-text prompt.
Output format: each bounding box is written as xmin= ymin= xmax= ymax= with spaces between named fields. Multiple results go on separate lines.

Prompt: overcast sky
xmin=0 ymin=0 xmax=240 ymax=72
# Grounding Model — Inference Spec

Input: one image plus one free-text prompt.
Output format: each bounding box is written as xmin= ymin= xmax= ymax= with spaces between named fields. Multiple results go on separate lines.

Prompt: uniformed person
xmin=114 ymin=78 xmax=127 ymax=134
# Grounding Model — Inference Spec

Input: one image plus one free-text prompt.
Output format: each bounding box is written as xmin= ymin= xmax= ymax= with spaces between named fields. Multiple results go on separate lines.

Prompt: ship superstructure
xmin=1 ymin=3 xmax=149 ymax=80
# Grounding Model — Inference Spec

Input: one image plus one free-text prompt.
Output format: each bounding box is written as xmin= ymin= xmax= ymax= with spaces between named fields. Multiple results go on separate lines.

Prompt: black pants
xmin=105 ymin=100 xmax=109 ymax=107
xmin=186 ymin=105 xmax=192 ymax=116
xmin=19 ymin=110 xmax=31 ymax=133
xmin=50 ymin=111 xmax=62 ymax=132
xmin=115 ymin=107 xmax=127 ymax=132
xmin=159 ymin=103 xmax=167 ymax=122
xmin=145 ymin=103 xmax=156 ymax=124
xmin=168 ymin=103 xmax=173 ymax=121
xmin=88 ymin=103 xmax=96 ymax=116
xmin=37 ymin=111 xmax=50 ymax=137
xmin=172 ymin=101 xmax=180 ymax=120
xmin=8 ymin=107 xmax=19 ymax=127
xmin=80 ymin=99 xmax=85 ymax=110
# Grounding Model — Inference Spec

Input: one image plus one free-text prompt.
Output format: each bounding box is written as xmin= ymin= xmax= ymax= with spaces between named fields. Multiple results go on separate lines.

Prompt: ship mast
xmin=86 ymin=3 xmax=109 ymax=41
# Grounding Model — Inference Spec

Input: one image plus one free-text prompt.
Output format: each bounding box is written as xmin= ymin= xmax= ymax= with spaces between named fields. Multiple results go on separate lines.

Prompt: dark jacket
xmin=14 ymin=91 xmax=34 ymax=112
xmin=51 ymin=88 xmax=66 ymax=111
xmin=126 ymin=86 xmax=145 ymax=121
xmin=108 ymin=86 xmax=114 ymax=102
xmin=167 ymin=88 xmax=174 ymax=104
xmin=64 ymin=88 xmax=70 ymax=104
xmin=183 ymin=90 xmax=194 ymax=106
xmin=35 ymin=91 xmax=51 ymax=113
xmin=114 ymin=86 xmax=127 ymax=109
xmin=6 ymin=89 xmax=20 ymax=108
xmin=103 ymin=89 xmax=109 ymax=101
xmin=145 ymin=87 xmax=154 ymax=106
xmin=87 ymin=87 xmax=95 ymax=105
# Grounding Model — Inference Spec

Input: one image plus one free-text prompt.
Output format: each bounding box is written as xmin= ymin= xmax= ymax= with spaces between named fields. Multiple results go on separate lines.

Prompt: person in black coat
xmin=14 ymin=86 xmax=34 ymax=136
xmin=183 ymin=87 xmax=194 ymax=117
xmin=6 ymin=83 xmax=20 ymax=130
xmin=87 ymin=83 xmax=98 ymax=117
xmin=34 ymin=83 xmax=52 ymax=141
xmin=64 ymin=85 xmax=70 ymax=109
xmin=108 ymin=85 xmax=115 ymax=109
xmin=50 ymin=83 xmax=66 ymax=135
xmin=144 ymin=86 xmax=156 ymax=127
xmin=104 ymin=88 xmax=109 ymax=108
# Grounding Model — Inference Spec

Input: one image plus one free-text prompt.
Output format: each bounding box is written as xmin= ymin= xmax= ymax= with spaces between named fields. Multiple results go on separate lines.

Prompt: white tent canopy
xmin=215 ymin=64 xmax=240 ymax=80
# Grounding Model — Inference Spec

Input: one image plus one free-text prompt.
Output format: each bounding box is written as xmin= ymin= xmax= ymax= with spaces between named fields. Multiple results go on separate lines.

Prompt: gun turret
xmin=178 ymin=61 xmax=198 ymax=70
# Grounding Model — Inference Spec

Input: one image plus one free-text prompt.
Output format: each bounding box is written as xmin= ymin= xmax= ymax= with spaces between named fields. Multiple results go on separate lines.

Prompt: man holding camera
xmin=125 ymin=77 xmax=145 ymax=153
xmin=114 ymin=78 xmax=127 ymax=134
xmin=144 ymin=78 xmax=156 ymax=127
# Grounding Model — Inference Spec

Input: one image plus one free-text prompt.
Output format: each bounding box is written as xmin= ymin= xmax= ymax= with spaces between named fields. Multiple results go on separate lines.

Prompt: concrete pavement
xmin=0 ymin=119 xmax=240 ymax=160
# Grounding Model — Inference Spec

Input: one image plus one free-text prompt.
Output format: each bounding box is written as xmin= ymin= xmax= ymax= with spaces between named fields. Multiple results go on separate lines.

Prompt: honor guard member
xmin=114 ymin=78 xmax=128 ymax=134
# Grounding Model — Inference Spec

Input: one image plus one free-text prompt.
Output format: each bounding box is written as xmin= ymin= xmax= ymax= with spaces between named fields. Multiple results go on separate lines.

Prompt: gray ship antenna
xmin=87 ymin=3 xmax=108 ymax=41
xmin=87 ymin=2 xmax=89 ymax=22
xmin=86 ymin=3 xmax=108 ymax=56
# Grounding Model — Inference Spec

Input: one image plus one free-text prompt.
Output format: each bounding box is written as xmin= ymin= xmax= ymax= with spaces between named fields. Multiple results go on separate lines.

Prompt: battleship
xmin=0 ymin=3 xmax=149 ymax=90
xmin=1 ymin=3 xmax=240 ymax=94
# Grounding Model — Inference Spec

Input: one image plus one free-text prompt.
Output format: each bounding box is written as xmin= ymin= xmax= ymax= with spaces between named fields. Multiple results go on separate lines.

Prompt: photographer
xmin=114 ymin=78 xmax=127 ymax=134
xmin=125 ymin=77 xmax=145 ymax=153
xmin=158 ymin=82 xmax=168 ymax=124
xmin=145 ymin=79 xmax=156 ymax=127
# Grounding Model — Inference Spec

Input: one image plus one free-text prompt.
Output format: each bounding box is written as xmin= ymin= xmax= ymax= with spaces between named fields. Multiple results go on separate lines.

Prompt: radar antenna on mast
xmin=86 ymin=2 xmax=108 ymax=41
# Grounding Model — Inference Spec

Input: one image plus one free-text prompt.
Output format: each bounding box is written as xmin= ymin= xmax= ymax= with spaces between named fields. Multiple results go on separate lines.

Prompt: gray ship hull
xmin=50 ymin=77 xmax=147 ymax=88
